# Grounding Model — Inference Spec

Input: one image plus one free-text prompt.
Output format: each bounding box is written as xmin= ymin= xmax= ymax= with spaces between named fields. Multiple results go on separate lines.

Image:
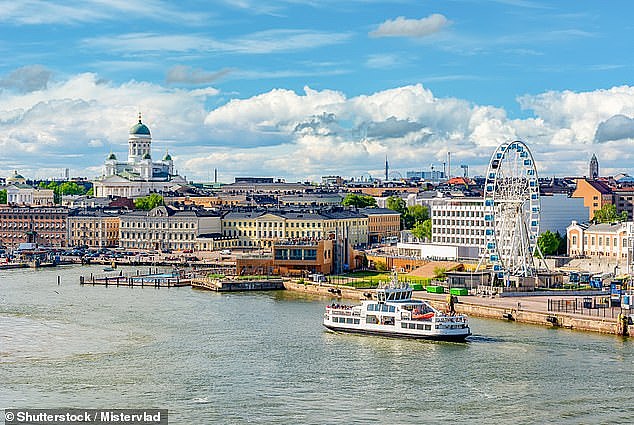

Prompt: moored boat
xmin=323 ymin=273 xmax=471 ymax=341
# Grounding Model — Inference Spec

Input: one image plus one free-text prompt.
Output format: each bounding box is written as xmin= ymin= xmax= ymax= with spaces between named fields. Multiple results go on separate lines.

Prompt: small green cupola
xmin=142 ymin=153 xmax=152 ymax=160
xmin=107 ymin=152 xmax=117 ymax=160
xmin=163 ymin=150 xmax=172 ymax=161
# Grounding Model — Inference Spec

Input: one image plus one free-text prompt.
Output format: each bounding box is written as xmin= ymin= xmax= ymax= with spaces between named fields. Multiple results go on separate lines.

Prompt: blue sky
xmin=1 ymin=0 xmax=634 ymax=182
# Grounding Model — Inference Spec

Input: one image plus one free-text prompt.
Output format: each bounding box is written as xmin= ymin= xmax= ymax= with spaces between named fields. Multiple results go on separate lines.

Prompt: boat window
xmin=417 ymin=324 xmax=424 ymax=330
xmin=366 ymin=315 xmax=378 ymax=325
xmin=332 ymin=317 xmax=338 ymax=323
xmin=425 ymin=324 xmax=431 ymax=330
xmin=382 ymin=305 xmax=389 ymax=312
xmin=346 ymin=318 xmax=353 ymax=324
xmin=409 ymin=323 xmax=416 ymax=329
xmin=353 ymin=319 xmax=360 ymax=324
xmin=389 ymin=306 xmax=395 ymax=313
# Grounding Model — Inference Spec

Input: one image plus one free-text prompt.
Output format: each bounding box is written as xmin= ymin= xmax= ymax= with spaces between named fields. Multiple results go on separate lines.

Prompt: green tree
xmin=593 ymin=203 xmax=627 ymax=223
xmin=556 ymin=231 xmax=567 ymax=255
xmin=134 ymin=193 xmax=164 ymax=210
xmin=411 ymin=218 xmax=432 ymax=241
xmin=402 ymin=204 xmax=429 ymax=229
xmin=537 ymin=230 xmax=561 ymax=257
xmin=86 ymin=187 xmax=94 ymax=196
xmin=0 ymin=189 xmax=6 ymax=204
xmin=341 ymin=193 xmax=376 ymax=208
xmin=386 ymin=196 xmax=406 ymax=214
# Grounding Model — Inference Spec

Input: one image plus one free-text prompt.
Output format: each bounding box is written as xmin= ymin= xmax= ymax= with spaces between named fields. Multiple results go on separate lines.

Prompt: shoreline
xmin=283 ymin=280 xmax=629 ymax=336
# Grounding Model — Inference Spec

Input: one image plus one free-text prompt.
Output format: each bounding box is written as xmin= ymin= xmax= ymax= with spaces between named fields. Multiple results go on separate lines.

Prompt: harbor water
xmin=1 ymin=266 xmax=633 ymax=424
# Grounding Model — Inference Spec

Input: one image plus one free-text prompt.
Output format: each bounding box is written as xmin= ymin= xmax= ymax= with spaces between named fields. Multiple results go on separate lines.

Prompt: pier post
xmin=57 ymin=276 xmax=60 ymax=285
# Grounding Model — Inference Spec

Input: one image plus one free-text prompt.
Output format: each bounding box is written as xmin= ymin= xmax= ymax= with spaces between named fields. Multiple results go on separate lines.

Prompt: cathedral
xmin=92 ymin=114 xmax=188 ymax=198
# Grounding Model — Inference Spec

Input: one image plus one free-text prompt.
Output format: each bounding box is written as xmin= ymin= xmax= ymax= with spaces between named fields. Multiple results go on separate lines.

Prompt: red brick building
xmin=0 ymin=205 xmax=68 ymax=249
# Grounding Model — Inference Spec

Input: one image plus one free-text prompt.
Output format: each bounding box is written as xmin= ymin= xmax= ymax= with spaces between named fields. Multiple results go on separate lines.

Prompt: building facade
xmin=571 ymin=178 xmax=613 ymax=220
xmin=567 ymin=220 xmax=628 ymax=261
xmin=0 ymin=205 xmax=68 ymax=248
xmin=119 ymin=206 xmax=220 ymax=251
xmin=359 ymin=208 xmax=401 ymax=244
xmin=67 ymin=209 xmax=120 ymax=248
xmin=429 ymin=197 xmax=486 ymax=251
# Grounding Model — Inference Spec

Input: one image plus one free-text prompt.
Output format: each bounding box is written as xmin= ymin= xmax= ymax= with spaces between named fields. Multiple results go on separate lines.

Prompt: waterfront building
xmin=567 ymin=220 xmax=628 ymax=262
xmin=0 ymin=205 xmax=68 ymax=248
xmin=67 ymin=209 xmax=121 ymax=248
xmin=571 ymin=178 xmax=613 ymax=220
xmin=92 ymin=114 xmax=188 ymax=198
xmin=358 ymin=207 xmax=401 ymax=244
xmin=236 ymin=239 xmax=334 ymax=276
xmin=119 ymin=205 xmax=220 ymax=251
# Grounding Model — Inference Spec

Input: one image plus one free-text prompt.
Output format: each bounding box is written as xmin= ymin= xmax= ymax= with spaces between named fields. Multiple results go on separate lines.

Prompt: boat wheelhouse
xmin=323 ymin=274 xmax=470 ymax=341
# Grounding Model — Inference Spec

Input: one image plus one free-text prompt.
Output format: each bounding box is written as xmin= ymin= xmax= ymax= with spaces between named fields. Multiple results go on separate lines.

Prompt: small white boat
xmin=323 ymin=273 xmax=470 ymax=341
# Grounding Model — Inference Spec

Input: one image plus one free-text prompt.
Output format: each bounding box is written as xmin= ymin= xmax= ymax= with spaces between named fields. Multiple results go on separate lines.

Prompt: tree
xmin=341 ymin=193 xmax=376 ymax=208
xmin=386 ymin=196 xmax=406 ymax=214
xmin=134 ymin=193 xmax=164 ymax=210
xmin=402 ymin=204 xmax=429 ymax=229
xmin=0 ymin=189 xmax=6 ymax=204
xmin=593 ymin=203 xmax=627 ymax=223
xmin=537 ymin=230 xmax=561 ymax=257
xmin=411 ymin=218 xmax=432 ymax=241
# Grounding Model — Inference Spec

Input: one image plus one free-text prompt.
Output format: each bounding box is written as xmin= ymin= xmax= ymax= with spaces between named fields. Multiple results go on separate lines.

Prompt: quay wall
xmin=282 ymin=281 xmax=626 ymax=336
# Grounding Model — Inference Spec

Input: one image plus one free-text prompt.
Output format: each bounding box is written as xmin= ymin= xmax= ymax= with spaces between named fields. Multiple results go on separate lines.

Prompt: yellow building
xmin=567 ymin=220 xmax=628 ymax=260
xmin=67 ymin=209 xmax=120 ymax=248
xmin=571 ymin=179 xmax=613 ymax=220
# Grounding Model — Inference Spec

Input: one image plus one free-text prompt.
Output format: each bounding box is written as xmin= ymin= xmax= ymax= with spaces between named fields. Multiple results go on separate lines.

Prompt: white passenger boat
xmin=323 ymin=274 xmax=470 ymax=341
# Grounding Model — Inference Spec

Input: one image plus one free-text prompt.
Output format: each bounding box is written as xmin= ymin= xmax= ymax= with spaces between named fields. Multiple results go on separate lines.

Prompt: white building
xmin=429 ymin=197 xmax=486 ymax=251
xmin=93 ymin=114 xmax=188 ymax=198
xmin=566 ymin=221 xmax=629 ymax=260
xmin=119 ymin=205 xmax=221 ymax=251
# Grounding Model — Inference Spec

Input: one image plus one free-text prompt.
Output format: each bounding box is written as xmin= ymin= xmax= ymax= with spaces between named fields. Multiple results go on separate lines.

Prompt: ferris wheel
xmin=482 ymin=141 xmax=541 ymax=278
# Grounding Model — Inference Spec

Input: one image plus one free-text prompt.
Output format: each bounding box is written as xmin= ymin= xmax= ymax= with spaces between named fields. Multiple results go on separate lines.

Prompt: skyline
xmin=1 ymin=1 xmax=634 ymax=182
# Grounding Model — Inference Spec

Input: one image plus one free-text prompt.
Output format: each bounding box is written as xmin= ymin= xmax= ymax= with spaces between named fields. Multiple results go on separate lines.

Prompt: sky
xmin=1 ymin=0 xmax=634 ymax=183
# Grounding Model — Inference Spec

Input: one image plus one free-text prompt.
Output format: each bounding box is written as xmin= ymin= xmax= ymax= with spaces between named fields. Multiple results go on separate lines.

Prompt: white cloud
xmin=0 ymin=0 xmax=207 ymax=25
xmin=3 ymin=69 xmax=634 ymax=181
xmin=83 ymin=29 xmax=352 ymax=55
xmin=370 ymin=14 xmax=449 ymax=38
xmin=166 ymin=65 xmax=232 ymax=85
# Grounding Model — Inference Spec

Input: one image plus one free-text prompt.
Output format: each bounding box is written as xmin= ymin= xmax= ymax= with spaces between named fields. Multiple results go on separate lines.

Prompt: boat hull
xmin=323 ymin=323 xmax=471 ymax=342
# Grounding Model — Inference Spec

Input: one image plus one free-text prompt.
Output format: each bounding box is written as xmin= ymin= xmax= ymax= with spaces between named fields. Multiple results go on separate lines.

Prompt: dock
xmin=192 ymin=277 xmax=284 ymax=292
xmin=79 ymin=269 xmax=191 ymax=287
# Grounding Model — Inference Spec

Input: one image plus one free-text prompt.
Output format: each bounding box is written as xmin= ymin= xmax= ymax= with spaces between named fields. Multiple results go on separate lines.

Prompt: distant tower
xmin=385 ymin=156 xmax=389 ymax=181
xmin=214 ymin=168 xmax=218 ymax=183
xmin=589 ymin=154 xmax=599 ymax=179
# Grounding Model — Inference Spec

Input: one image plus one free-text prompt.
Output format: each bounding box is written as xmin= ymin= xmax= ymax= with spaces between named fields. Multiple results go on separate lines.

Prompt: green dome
xmin=130 ymin=120 xmax=151 ymax=136
xmin=163 ymin=151 xmax=172 ymax=161
xmin=107 ymin=152 xmax=117 ymax=160
xmin=142 ymin=153 xmax=152 ymax=160
xmin=130 ymin=114 xmax=151 ymax=136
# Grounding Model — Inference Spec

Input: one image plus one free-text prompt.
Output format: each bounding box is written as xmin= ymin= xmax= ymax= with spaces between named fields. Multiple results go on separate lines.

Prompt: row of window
xmin=332 ymin=317 xmax=360 ymax=324
xmin=401 ymin=323 xmax=432 ymax=330
xmin=571 ymin=235 xmax=627 ymax=248
xmin=121 ymin=232 xmax=194 ymax=240
xmin=225 ymin=221 xmax=322 ymax=228
xmin=1 ymin=222 xmax=65 ymax=228
xmin=433 ymin=210 xmax=484 ymax=217
xmin=121 ymin=221 xmax=196 ymax=229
